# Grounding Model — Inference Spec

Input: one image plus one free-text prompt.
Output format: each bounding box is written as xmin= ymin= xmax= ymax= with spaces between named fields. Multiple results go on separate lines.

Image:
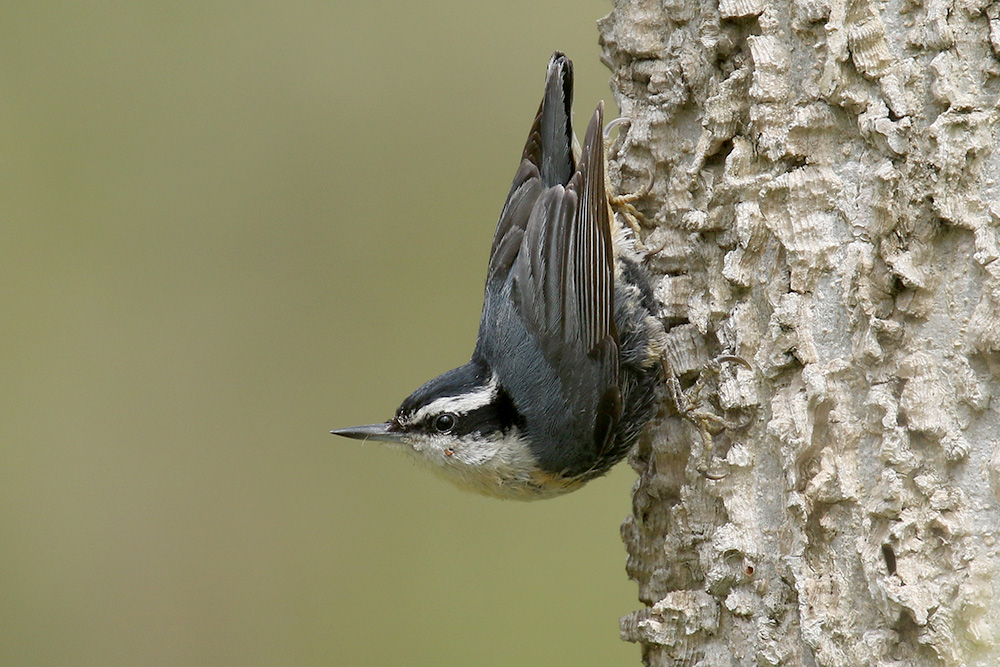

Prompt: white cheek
xmin=451 ymin=436 xmax=519 ymax=467
xmin=401 ymin=435 xmax=465 ymax=468
xmin=407 ymin=431 xmax=535 ymax=476
xmin=393 ymin=431 xmax=576 ymax=499
xmin=403 ymin=436 xmax=441 ymax=457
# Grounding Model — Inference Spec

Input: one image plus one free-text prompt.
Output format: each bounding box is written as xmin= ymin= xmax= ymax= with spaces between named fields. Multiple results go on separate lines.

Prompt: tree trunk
xmin=599 ymin=0 xmax=1000 ymax=664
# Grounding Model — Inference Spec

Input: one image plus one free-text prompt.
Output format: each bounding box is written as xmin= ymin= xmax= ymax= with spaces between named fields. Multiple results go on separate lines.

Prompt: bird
xmin=332 ymin=52 xmax=665 ymax=499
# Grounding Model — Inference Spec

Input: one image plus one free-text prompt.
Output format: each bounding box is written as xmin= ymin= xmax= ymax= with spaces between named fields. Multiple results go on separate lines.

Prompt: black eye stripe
xmin=422 ymin=389 xmax=524 ymax=437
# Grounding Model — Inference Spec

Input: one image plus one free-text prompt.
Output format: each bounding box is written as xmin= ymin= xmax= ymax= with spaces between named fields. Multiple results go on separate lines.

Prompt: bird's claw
xmin=611 ymin=167 xmax=656 ymax=245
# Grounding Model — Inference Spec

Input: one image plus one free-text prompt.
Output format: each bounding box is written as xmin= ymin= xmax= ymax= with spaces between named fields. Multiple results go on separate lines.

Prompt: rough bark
xmin=598 ymin=0 xmax=1000 ymax=664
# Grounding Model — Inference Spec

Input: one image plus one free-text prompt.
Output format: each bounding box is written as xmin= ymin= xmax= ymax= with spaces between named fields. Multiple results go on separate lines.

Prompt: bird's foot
xmin=662 ymin=354 xmax=755 ymax=479
xmin=610 ymin=168 xmax=654 ymax=238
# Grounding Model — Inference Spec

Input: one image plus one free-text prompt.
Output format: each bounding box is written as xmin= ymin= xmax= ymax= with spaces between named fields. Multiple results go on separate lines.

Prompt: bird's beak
xmin=330 ymin=422 xmax=404 ymax=443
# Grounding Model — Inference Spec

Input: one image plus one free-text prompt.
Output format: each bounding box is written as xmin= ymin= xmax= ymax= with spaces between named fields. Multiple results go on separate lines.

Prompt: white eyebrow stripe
xmin=410 ymin=375 xmax=498 ymax=424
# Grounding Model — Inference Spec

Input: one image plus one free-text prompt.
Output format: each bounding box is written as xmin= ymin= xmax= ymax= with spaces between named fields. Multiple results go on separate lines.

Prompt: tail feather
xmin=538 ymin=52 xmax=574 ymax=187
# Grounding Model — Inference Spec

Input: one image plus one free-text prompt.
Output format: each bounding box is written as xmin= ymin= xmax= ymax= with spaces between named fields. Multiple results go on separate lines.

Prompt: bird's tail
xmin=522 ymin=51 xmax=575 ymax=188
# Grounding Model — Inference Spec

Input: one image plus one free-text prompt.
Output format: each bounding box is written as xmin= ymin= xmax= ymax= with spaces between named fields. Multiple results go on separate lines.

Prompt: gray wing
xmin=483 ymin=95 xmax=621 ymax=458
xmin=511 ymin=105 xmax=621 ymax=455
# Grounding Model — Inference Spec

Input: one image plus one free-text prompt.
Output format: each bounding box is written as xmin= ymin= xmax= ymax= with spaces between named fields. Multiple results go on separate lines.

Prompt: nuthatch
xmin=333 ymin=52 xmax=665 ymax=499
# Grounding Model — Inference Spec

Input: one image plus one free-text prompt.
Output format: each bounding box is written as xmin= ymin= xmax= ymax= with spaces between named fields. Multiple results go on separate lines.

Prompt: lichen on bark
xmin=599 ymin=0 xmax=1000 ymax=664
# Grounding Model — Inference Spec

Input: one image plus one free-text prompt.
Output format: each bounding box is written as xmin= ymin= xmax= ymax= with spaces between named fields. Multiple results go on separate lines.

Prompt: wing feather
xmin=510 ymin=104 xmax=621 ymax=454
xmin=479 ymin=53 xmax=622 ymax=465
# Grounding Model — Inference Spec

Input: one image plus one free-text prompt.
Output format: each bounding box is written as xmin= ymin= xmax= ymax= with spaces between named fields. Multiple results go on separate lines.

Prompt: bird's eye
xmin=434 ymin=413 xmax=456 ymax=433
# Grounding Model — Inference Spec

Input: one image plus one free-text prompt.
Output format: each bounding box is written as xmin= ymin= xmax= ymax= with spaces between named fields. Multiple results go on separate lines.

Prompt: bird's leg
xmin=610 ymin=168 xmax=655 ymax=238
xmin=603 ymin=118 xmax=655 ymax=241
xmin=603 ymin=116 xmax=630 ymax=144
xmin=686 ymin=355 xmax=755 ymax=430
xmin=662 ymin=354 xmax=754 ymax=479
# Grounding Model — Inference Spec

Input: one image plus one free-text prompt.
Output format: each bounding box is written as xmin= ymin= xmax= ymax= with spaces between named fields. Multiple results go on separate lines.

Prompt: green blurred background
xmin=0 ymin=2 xmax=641 ymax=665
